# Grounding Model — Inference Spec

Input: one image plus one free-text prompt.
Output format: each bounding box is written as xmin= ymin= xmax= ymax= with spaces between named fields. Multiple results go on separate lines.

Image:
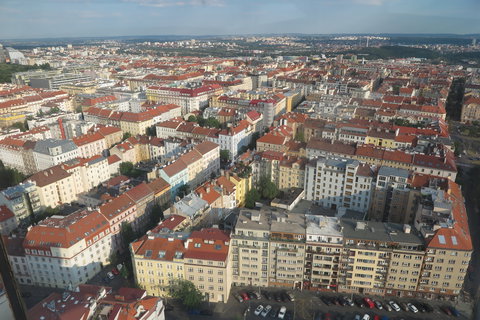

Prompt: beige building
xmin=184 ymin=228 xmax=232 ymax=303
xmin=231 ymin=209 xmax=271 ymax=287
xmin=305 ymin=215 xmax=343 ymax=292
xmin=131 ymin=236 xmax=186 ymax=297
xmin=269 ymin=211 xmax=306 ymax=289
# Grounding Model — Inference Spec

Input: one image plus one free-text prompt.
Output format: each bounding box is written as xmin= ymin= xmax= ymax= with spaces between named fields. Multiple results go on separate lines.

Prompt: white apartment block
xmin=23 ymin=210 xmax=113 ymax=288
xmin=33 ymin=138 xmax=79 ymax=171
xmin=304 ymin=157 xmax=374 ymax=213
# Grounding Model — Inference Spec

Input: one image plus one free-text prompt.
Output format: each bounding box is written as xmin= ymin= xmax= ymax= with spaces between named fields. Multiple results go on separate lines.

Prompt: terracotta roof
xmin=151 ymin=215 xmax=187 ymax=232
xmin=0 ymin=205 xmax=14 ymax=222
xmin=99 ymin=194 xmax=135 ymax=221
xmin=27 ymin=165 xmax=71 ymax=188
xmin=257 ymin=133 xmax=286 ymax=145
xmin=193 ymin=140 xmax=219 ymax=155
xmin=307 ymin=138 xmax=356 ymax=156
xmin=24 ymin=210 xmax=109 ymax=250
xmin=147 ymin=177 xmax=171 ymax=195
xmin=184 ymin=228 xmax=230 ymax=262
xmin=125 ymin=183 xmax=154 ymax=203
xmin=132 ymin=236 xmax=185 ymax=261
xmin=162 ymin=159 xmax=187 ymax=177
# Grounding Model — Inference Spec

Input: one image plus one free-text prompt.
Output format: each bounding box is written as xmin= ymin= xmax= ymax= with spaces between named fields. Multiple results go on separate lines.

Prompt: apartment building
xmin=0 ymin=206 xmax=17 ymax=235
xmin=131 ymin=236 xmax=186 ymax=297
xmin=0 ymin=182 xmax=41 ymax=225
xmin=0 ymin=137 xmax=36 ymax=174
xmin=369 ymin=166 xmax=417 ymax=223
xmin=304 ymin=215 xmax=343 ymax=292
xmin=72 ymin=131 xmax=107 ymax=159
xmin=269 ymin=211 xmax=306 ymax=289
xmin=338 ymin=220 xmax=425 ymax=297
xmin=231 ymin=209 xmax=271 ymax=287
xmin=146 ymin=84 xmax=222 ymax=114
xmin=414 ymin=182 xmax=473 ymax=298
xmin=23 ymin=210 xmax=113 ymax=288
xmin=304 ymin=157 xmax=374 ymax=213
xmin=33 ymin=138 xmax=79 ymax=171
xmin=184 ymin=228 xmax=232 ymax=303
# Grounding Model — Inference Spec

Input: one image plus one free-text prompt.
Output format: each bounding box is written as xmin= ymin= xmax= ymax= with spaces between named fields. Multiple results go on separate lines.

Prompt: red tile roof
xmin=184 ymin=228 xmax=230 ymax=262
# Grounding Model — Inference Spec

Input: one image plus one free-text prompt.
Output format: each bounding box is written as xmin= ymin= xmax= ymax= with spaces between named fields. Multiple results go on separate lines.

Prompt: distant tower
xmin=473 ymin=39 xmax=477 ymax=47
xmin=366 ymin=37 xmax=369 ymax=48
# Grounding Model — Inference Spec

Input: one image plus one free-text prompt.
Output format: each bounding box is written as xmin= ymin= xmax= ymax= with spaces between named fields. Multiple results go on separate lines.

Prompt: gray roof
xmin=340 ymin=219 xmax=424 ymax=245
xmin=378 ymin=166 xmax=409 ymax=178
xmin=33 ymin=139 xmax=78 ymax=155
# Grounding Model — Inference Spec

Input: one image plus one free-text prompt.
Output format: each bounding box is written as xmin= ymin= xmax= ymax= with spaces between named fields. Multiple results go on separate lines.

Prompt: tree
xmin=258 ymin=176 xmax=279 ymax=200
xmin=248 ymin=132 xmax=260 ymax=150
xmin=187 ymin=115 xmax=197 ymax=122
xmin=0 ymin=160 xmax=26 ymax=189
xmin=119 ymin=162 xmax=134 ymax=176
xmin=454 ymin=141 xmax=464 ymax=157
xmin=177 ymin=184 xmax=190 ymax=198
xmin=120 ymin=222 xmax=136 ymax=249
xmin=220 ymin=150 xmax=230 ymax=162
xmin=11 ymin=121 xmax=27 ymax=132
xmin=245 ymin=188 xmax=260 ymax=208
xmin=148 ymin=204 xmax=164 ymax=229
xmin=294 ymin=130 xmax=305 ymax=143
xmin=205 ymin=117 xmax=221 ymax=129
xmin=146 ymin=126 xmax=156 ymax=137
xmin=170 ymin=279 xmax=204 ymax=310
xmin=122 ymin=132 xmax=132 ymax=140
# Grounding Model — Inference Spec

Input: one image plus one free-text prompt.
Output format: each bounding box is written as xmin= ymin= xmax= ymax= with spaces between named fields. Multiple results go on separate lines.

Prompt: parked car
xmin=116 ymin=263 xmax=123 ymax=271
xmin=355 ymin=298 xmax=366 ymax=308
xmin=278 ymin=306 xmax=287 ymax=319
xmin=373 ymin=316 xmax=381 ymax=320
xmin=440 ymin=306 xmax=452 ymax=316
xmin=285 ymin=292 xmax=295 ymax=301
xmin=362 ymin=314 xmax=370 ymax=320
xmin=264 ymin=291 xmax=273 ymax=300
xmin=323 ymin=313 xmax=333 ymax=320
xmin=103 ymin=276 xmax=110 ymax=283
xmin=388 ymin=301 xmax=401 ymax=312
xmin=248 ymin=291 xmax=260 ymax=300
xmin=280 ymin=292 xmax=288 ymax=302
xmin=422 ymin=303 xmax=434 ymax=313
xmin=354 ymin=315 xmax=361 ymax=320
xmin=111 ymin=267 xmax=120 ymax=275
xmin=314 ymin=312 xmax=322 ymax=320
xmin=321 ymin=296 xmax=333 ymax=306
xmin=382 ymin=302 xmax=392 ymax=311
xmin=407 ymin=303 xmax=418 ymax=313
xmin=363 ymin=297 xmax=375 ymax=309
xmin=254 ymin=305 xmax=264 ymax=316
xmin=338 ymin=296 xmax=348 ymax=306
xmin=274 ymin=293 xmax=282 ymax=302
xmin=449 ymin=306 xmax=460 ymax=317
xmin=374 ymin=300 xmax=383 ymax=310
xmin=270 ymin=307 xmax=279 ymax=318
xmin=331 ymin=297 xmax=341 ymax=306
xmin=240 ymin=292 xmax=250 ymax=301
xmin=233 ymin=293 xmax=244 ymax=303
xmin=261 ymin=305 xmax=272 ymax=317
xmin=399 ymin=302 xmax=409 ymax=311
xmin=107 ymin=272 xmax=114 ymax=280
xmin=416 ymin=303 xmax=427 ymax=313
xmin=344 ymin=297 xmax=355 ymax=306
xmin=380 ymin=316 xmax=389 ymax=320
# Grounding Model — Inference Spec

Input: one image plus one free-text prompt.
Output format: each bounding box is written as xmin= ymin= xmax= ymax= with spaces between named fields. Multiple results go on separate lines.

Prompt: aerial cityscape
xmin=1 ymin=1 xmax=480 ymax=320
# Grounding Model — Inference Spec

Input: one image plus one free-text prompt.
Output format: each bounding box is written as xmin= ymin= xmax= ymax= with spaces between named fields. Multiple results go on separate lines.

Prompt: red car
xmin=363 ymin=297 xmax=375 ymax=309
xmin=111 ymin=267 xmax=120 ymax=275
xmin=240 ymin=292 xmax=250 ymax=301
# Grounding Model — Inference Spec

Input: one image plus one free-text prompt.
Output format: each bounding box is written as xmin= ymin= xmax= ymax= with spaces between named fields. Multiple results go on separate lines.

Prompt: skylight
xmin=145 ymin=250 xmax=152 ymax=257
xmin=451 ymin=236 xmax=458 ymax=245
xmin=438 ymin=235 xmax=446 ymax=244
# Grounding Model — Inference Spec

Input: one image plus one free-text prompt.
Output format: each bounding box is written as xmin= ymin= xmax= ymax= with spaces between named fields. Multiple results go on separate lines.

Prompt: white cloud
xmin=125 ymin=0 xmax=225 ymax=7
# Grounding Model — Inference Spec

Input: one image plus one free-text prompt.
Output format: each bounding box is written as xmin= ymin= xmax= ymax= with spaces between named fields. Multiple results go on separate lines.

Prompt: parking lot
xmin=231 ymin=288 xmax=470 ymax=320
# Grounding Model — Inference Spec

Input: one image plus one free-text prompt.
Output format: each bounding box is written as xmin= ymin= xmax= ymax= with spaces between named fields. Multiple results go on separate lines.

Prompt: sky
xmin=0 ymin=0 xmax=479 ymax=39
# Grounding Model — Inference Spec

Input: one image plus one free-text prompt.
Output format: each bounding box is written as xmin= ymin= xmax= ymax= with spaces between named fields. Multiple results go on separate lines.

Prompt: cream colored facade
xmin=417 ymin=248 xmax=471 ymax=297
xmin=231 ymin=210 xmax=271 ymax=287
xmin=131 ymin=237 xmax=185 ymax=297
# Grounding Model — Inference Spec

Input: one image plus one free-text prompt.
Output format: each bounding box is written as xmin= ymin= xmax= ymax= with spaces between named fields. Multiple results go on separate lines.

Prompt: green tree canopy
xmin=220 ymin=150 xmax=230 ymax=162
xmin=122 ymin=132 xmax=132 ymax=140
xmin=119 ymin=162 xmax=134 ymax=176
xmin=0 ymin=160 xmax=26 ymax=189
xmin=258 ymin=176 xmax=279 ymax=200
xmin=248 ymin=132 xmax=260 ymax=150
xmin=187 ymin=115 xmax=197 ymax=122
xmin=245 ymin=188 xmax=260 ymax=208
xmin=11 ymin=121 xmax=28 ymax=132
xmin=177 ymin=184 xmax=191 ymax=198
xmin=294 ymin=130 xmax=305 ymax=143
xmin=170 ymin=279 xmax=204 ymax=310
